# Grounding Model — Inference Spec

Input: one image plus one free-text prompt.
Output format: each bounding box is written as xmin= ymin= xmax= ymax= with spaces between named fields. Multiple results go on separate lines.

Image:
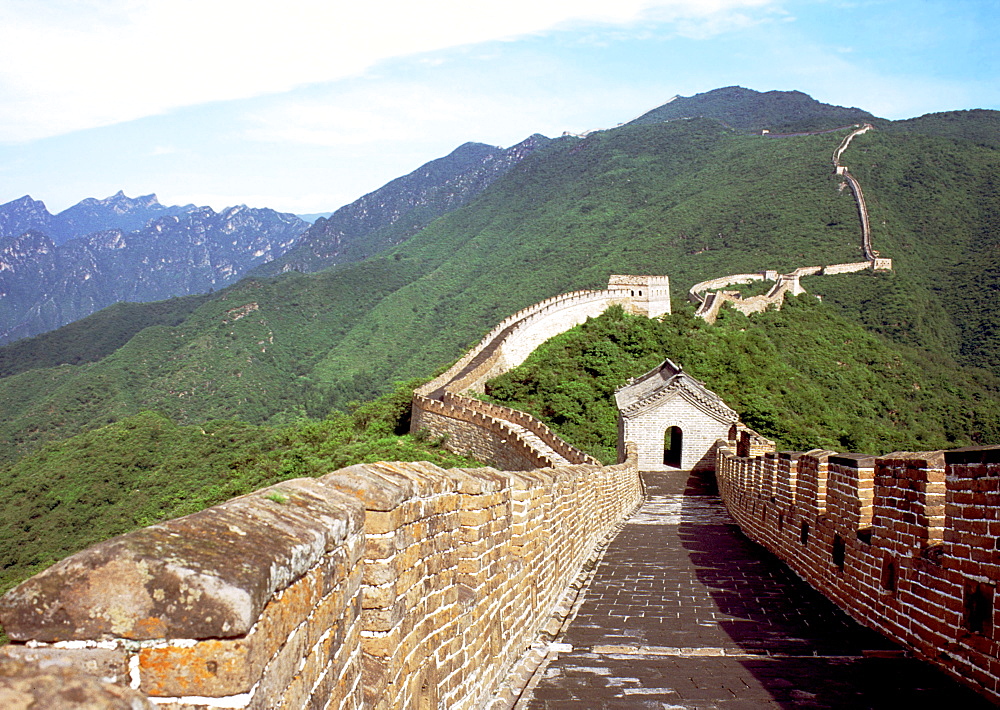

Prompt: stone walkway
xmin=514 ymin=470 xmax=993 ymax=709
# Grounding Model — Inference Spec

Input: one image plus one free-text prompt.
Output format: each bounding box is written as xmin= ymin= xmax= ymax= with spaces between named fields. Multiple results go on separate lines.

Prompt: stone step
xmin=504 ymin=422 xmax=572 ymax=467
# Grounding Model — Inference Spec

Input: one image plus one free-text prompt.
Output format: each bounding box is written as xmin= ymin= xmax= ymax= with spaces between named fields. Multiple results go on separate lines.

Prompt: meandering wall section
xmin=412 ymin=275 xmax=670 ymax=468
xmin=715 ymin=443 xmax=1000 ymax=703
xmin=834 ymin=124 xmax=877 ymax=260
xmin=688 ymin=124 xmax=891 ymax=324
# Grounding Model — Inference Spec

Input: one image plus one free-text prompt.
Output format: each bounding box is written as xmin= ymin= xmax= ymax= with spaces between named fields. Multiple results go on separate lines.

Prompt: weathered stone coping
xmin=1 ymin=451 xmax=643 ymax=709
xmin=0 ymin=477 xmax=365 ymax=643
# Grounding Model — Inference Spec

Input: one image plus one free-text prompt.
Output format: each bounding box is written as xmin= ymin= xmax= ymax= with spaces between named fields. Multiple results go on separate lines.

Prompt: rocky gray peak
xmin=75 ymin=189 xmax=160 ymax=213
xmin=0 ymin=195 xmax=55 ymax=241
xmin=52 ymin=191 xmax=196 ymax=245
xmin=1 ymin=229 xmax=55 ymax=258
xmin=254 ymin=134 xmax=551 ymax=276
xmin=0 ymin=205 xmax=308 ymax=344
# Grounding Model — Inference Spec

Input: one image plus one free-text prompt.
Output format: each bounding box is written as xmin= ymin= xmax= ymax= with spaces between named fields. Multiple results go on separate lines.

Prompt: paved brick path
xmin=515 ymin=470 xmax=992 ymax=709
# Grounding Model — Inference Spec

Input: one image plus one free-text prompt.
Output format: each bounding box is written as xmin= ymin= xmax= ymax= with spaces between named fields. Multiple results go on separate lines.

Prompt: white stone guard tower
xmin=608 ymin=274 xmax=671 ymax=318
xmin=615 ymin=358 xmax=738 ymax=471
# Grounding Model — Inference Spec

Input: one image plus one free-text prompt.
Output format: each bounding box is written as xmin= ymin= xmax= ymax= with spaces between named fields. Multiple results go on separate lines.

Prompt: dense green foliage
xmin=0 ymin=379 xmax=476 ymax=601
xmin=0 ymin=294 xmax=212 ymax=378
xmin=0 ymin=106 xmax=998 ymax=479
xmin=485 ymin=304 xmax=1000 ymax=464
xmin=629 ymin=86 xmax=875 ymax=132
xmin=880 ymin=109 xmax=1000 ymax=149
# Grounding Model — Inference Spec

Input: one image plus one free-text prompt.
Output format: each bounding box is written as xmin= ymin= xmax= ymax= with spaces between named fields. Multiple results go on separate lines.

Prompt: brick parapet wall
xmin=441 ymin=392 xmax=598 ymax=465
xmin=411 ymin=394 xmax=552 ymax=471
xmin=413 ymin=278 xmax=668 ymax=468
xmin=715 ymin=442 xmax=1000 ymax=703
xmin=820 ymin=261 xmax=872 ymax=275
xmin=411 ymin=289 xmax=626 ymax=469
xmin=0 ymin=452 xmax=642 ymax=709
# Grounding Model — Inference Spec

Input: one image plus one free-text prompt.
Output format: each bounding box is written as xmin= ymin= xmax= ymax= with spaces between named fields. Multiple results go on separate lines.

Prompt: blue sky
xmin=0 ymin=0 xmax=996 ymax=215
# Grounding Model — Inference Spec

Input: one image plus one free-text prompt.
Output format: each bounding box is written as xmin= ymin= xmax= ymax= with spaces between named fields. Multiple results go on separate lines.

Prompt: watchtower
xmin=615 ymin=358 xmax=738 ymax=471
xmin=608 ymin=275 xmax=671 ymax=318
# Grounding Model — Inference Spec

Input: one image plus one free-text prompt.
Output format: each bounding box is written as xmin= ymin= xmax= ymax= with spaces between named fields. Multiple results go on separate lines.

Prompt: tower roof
xmin=615 ymin=358 xmax=737 ymax=424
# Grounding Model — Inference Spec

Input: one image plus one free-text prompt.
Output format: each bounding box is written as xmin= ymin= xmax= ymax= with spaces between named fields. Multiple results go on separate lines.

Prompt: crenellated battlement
xmin=715 ymin=442 xmax=1000 ymax=702
xmin=413 ymin=275 xmax=670 ymax=468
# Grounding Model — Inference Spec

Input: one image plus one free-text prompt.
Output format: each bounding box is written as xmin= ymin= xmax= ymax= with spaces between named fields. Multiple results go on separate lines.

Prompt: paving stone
xmin=515 ymin=470 xmax=994 ymax=709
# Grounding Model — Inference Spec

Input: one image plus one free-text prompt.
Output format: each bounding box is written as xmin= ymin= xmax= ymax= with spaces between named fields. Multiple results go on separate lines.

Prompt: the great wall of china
xmin=689 ymin=124 xmax=892 ymax=324
xmin=1 ymin=125 xmax=998 ymax=707
xmin=0 ymin=280 xmax=671 ymax=710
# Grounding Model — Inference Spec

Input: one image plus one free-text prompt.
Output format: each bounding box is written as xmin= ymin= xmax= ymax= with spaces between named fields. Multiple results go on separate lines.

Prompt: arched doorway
xmin=663 ymin=426 xmax=682 ymax=468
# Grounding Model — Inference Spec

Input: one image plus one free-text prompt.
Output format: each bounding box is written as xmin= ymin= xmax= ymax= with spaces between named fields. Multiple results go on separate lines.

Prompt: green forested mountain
xmin=1 ymin=99 xmax=998 ymax=467
xmin=628 ymin=86 xmax=875 ymax=131
xmin=1 ymin=92 xmax=1000 ymax=613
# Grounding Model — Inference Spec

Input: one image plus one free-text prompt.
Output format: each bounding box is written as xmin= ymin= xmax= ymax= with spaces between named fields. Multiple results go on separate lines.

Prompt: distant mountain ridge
xmin=0 ymin=202 xmax=307 ymax=344
xmin=0 ymin=134 xmax=549 ymax=342
xmin=253 ymin=134 xmax=550 ymax=276
xmin=629 ymin=86 xmax=876 ymax=132
xmin=0 ymin=191 xmax=194 ymax=246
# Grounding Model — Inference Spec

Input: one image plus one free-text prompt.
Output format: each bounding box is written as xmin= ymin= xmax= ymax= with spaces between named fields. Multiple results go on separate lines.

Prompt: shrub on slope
xmin=484 ymin=301 xmax=1000 ymax=463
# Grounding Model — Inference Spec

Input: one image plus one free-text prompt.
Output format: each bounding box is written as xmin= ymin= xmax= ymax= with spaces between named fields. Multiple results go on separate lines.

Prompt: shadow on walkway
xmin=515 ymin=470 xmax=992 ymax=709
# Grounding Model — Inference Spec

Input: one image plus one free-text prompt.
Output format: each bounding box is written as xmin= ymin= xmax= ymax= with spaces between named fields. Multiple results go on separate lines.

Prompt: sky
xmin=0 ymin=0 xmax=996 ymax=216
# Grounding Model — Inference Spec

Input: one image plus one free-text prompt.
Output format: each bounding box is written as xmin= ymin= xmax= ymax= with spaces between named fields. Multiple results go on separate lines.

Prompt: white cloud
xmin=0 ymin=0 xmax=777 ymax=142
xmin=242 ymin=73 xmax=669 ymax=155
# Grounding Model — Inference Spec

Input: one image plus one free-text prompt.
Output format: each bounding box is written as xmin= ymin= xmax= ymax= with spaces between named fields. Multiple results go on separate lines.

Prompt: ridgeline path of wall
xmin=0 ymin=276 xmax=674 ymax=710
xmin=412 ymin=275 xmax=670 ymax=470
xmin=689 ymin=124 xmax=889 ymax=323
xmin=714 ymin=443 xmax=1000 ymax=704
xmin=834 ymin=124 xmax=877 ymax=261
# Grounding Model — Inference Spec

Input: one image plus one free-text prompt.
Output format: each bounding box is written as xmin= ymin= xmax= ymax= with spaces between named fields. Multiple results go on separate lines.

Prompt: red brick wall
xmin=716 ymin=443 xmax=1000 ymax=703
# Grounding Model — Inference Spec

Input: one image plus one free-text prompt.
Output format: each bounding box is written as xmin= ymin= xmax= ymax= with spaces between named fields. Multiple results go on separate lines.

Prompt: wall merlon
xmin=715 ymin=441 xmax=1000 ymax=704
xmin=945 ymin=446 xmax=1000 ymax=466
xmin=828 ymin=453 xmax=877 ymax=468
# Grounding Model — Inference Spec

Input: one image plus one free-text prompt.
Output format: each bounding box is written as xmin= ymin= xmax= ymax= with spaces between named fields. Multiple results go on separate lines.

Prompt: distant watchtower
xmin=615 ymin=358 xmax=737 ymax=471
xmin=608 ymin=275 xmax=671 ymax=318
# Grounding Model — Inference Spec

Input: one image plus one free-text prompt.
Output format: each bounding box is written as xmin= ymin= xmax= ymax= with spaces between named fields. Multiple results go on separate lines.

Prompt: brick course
xmin=716 ymin=442 xmax=1000 ymax=703
xmin=0 ymin=454 xmax=641 ymax=709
